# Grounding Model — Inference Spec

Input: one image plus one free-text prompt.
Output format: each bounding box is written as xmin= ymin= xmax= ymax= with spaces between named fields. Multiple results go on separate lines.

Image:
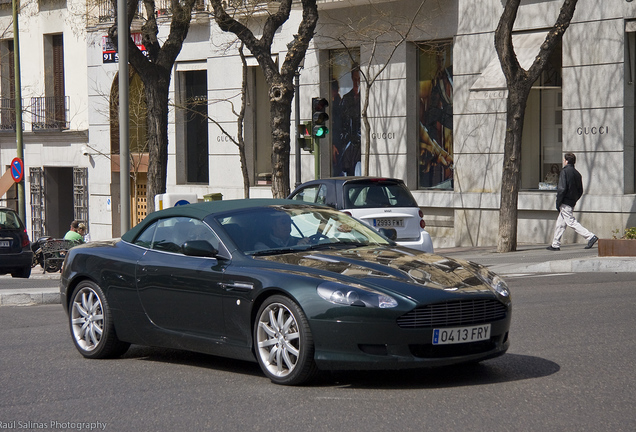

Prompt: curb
xmin=0 ymin=289 xmax=60 ymax=307
xmin=519 ymin=257 xmax=636 ymax=273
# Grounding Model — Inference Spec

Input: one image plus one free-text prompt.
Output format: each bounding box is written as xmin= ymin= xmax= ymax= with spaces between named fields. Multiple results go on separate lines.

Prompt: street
xmin=0 ymin=272 xmax=634 ymax=431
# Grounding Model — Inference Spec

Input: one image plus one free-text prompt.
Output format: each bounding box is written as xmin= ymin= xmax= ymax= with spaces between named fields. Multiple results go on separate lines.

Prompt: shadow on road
xmin=323 ymin=354 xmax=560 ymax=389
xmin=119 ymin=346 xmax=559 ymax=389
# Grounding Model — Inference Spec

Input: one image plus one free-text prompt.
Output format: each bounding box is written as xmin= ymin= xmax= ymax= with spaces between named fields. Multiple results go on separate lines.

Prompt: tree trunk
xmin=362 ymin=82 xmax=371 ymax=176
xmin=144 ymin=75 xmax=170 ymax=213
xmin=495 ymin=0 xmax=579 ymax=252
xmin=497 ymin=85 xmax=530 ymax=252
xmin=270 ymin=80 xmax=294 ymax=198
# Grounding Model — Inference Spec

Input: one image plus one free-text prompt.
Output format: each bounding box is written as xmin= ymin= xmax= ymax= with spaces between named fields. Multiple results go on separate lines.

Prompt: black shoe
xmin=546 ymin=246 xmax=560 ymax=251
xmin=585 ymin=235 xmax=598 ymax=249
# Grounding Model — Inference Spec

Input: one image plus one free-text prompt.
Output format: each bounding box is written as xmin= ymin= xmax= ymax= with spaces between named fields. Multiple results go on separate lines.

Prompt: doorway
xmin=44 ymin=167 xmax=74 ymax=238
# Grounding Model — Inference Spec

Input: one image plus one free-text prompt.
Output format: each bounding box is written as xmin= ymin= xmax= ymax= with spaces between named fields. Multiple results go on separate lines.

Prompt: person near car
xmin=547 ymin=152 xmax=598 ymax=251
xmin=63 ymin=220 xmax=86 ymax=244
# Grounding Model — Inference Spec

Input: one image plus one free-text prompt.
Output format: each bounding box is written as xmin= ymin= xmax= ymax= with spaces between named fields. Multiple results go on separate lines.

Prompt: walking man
xmin=547 ymin=152 xmax=598 ymax=251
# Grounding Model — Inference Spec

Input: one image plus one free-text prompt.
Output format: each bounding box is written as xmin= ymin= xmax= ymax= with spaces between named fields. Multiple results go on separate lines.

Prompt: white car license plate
xmin=374 ymin=218 xmax=404 ymax=228
xmin=432 ymin=324 xmax=491 ymax=345
xmin=0 ymin=240 xmax=10 ymax=248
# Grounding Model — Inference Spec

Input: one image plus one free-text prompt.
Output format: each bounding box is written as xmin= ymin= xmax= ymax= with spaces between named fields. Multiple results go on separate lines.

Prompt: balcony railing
xmin=0 ymin=98 xmax=16 ymax=132
xmin=31 ymin=96 xmax=70 ymax=132
xmin=96 ymin=0 xmax=207 ymax=23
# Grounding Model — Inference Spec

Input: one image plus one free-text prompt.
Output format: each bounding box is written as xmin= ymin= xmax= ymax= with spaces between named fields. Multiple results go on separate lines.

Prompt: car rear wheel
xmin=254 ymin=295 xmax=318 ymax=385
xmin=69 ymin=281 xmax=129 ymax=359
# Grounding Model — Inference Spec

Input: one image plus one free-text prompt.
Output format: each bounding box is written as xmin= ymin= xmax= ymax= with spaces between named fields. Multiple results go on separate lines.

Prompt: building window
xmin=0 ymin=39 xmax=15 ymax=131
xmin=418 ymin=41 xmax=454 ymax=189
xmin=330 ymin=49 xmax=361 ymax=177
xmin=183 ymin=70 xmax=209 ymax=184
xmin=521 ymin=42 xmax=562 ymax=190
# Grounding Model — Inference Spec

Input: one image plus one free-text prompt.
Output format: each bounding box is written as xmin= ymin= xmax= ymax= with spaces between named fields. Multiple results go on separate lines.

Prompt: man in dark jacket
xmin=547 ymin=152 xmax=598 ymax=251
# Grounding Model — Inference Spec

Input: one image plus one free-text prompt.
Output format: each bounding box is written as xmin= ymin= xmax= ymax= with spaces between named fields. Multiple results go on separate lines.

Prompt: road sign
xmin=10 ymin=157 xmax=24 ymax=183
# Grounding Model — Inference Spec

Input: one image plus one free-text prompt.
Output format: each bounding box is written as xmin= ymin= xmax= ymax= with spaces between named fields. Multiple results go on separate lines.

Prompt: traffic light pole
xmin=294 ymin=70 xmax=301 ymax=188
xmin=313 ymin=138 xmax=320 ymax=180
xmin=12 ymin=0 xmax=25 ymax=223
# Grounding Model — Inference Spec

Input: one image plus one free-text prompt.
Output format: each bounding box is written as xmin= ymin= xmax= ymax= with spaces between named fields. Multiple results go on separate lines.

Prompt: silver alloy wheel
xmin=71 ymin=286 xmax=104 ymax=352
xmin=256 ymin=302 xmax=301 ymax=378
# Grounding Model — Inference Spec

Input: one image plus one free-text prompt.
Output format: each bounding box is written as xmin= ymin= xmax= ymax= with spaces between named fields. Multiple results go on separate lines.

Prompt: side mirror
xmin=182 ymin=240 xmax=219 ymax=258
xmin=378 ymin=228 xmax=397 ymax=241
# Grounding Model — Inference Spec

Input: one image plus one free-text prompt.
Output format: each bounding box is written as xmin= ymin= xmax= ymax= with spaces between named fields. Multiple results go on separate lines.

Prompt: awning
xmin=175 ymin=61 xmax=207 ymax=72
xmin=470 ymin=31 xmax=549 ymax=92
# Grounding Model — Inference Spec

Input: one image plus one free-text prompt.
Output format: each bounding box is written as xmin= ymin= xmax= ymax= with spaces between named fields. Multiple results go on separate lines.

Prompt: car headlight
xmin=490 ymin=274 xmax=510 ymax=297
xmin=317 ymin=282 xmax=398 ymax=308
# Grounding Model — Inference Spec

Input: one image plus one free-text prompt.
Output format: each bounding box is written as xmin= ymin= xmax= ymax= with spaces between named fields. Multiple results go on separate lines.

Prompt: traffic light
xmin=298 ymin=121 xmax=313 ymax=152
xmin=312 ymin=97 xmax=329 ymax=138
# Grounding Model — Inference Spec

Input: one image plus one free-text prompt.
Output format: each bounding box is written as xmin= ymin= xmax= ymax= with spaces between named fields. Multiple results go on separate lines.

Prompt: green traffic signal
xmin=311 ymin=97 xmax=329 ymax=139
xmin=313 ymin=125 xmax=329 ymax=138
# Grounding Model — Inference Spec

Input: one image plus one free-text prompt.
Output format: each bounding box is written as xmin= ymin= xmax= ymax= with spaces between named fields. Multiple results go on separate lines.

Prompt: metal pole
xmin=12 ymin=0 xmax=25 ymax=222
xmin=294 ymin=70 xmax=301 ymax=188
xmin=314 ymin=138 xmax=320 ymax=179
xmin=118 ymin=0 xmax=130 ymax=234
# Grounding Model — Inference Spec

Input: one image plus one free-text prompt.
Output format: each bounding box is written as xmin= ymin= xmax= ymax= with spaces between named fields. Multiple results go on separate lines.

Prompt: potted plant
xmin=598 ymin=227 xmax=636 ymax=257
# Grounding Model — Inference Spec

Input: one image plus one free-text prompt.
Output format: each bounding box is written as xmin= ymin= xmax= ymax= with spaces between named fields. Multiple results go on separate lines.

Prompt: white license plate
xmin=0 ymin=240 xmax=10 ymax=248
xmin=374 ymin=218 xmax=404 ymax=228
xmin=432 ymin=324 xmax=491 ymax=345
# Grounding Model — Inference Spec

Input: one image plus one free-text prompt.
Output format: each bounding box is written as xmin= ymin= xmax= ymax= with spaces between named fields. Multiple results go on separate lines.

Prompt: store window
xmin=183 ymin=70 xmax=209 ymax=184
xmin=521 ymin=42 xmax=562 ymax=190
xmin=417 ymin=41 xmax=454 ymax=189
xmin=329 ymin=49 xmax=361 ymax=176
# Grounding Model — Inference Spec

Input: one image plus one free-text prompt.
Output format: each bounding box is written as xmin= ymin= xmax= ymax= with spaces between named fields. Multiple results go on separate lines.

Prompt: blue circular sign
xmin=174 ymin=199 xmax=191 ymax=206
xmin=11 ymin=157 xmax=24 ymax=183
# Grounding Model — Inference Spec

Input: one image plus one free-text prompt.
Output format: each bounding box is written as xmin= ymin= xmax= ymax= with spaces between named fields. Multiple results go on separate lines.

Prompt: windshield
xmin=214 ymin=205 xmax=392 ymax=255
xmin=343 ymin=181 xmax=418 ymax=209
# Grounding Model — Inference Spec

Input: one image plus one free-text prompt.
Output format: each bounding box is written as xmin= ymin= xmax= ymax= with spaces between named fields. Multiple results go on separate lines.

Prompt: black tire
xmin=254 ymin=295 xmax=318 ymax=385
xmin=11 ymin=266 xmax=31 ymax=278
xmin=69 ymin=281 xmax=130 ymax=359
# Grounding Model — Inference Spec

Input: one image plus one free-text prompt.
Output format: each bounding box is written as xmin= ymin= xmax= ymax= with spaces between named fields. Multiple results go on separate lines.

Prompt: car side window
xmin=151 ymin=217 xmax=220 ymax=254
xmin=316 ymin=185 xmax=327 ymax=205
xmin=292 ymin=185 xmax=323 ymax=204
xmin=134 ymin=221 xmax=157 ymax=248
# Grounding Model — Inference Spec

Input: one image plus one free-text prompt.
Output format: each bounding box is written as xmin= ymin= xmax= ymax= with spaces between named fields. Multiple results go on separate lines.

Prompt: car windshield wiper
xmin=304 ymin=241 xmax=363 ymax=251
xmin=251 ymin=247 xmax=299 ymax=256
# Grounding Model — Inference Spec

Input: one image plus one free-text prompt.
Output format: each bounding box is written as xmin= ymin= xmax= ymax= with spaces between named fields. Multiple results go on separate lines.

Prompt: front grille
xmin=397 ymin=299 xmax=507 ymax=328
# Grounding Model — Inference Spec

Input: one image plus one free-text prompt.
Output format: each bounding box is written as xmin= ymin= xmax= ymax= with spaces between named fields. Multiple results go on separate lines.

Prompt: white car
xmin=288 ymin=177 xmax=434 ymax=253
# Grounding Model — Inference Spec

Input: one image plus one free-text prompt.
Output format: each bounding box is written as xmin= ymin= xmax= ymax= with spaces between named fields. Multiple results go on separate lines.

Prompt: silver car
xmin=289 ymin=177 xmax=434 ymax=253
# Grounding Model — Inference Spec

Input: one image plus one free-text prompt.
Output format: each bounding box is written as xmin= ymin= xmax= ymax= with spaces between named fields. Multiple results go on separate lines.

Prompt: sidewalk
xmin=2 ymin=243 xmax=634 ymax=307
xmin=436 ymin=243 xmax=636 ymax=275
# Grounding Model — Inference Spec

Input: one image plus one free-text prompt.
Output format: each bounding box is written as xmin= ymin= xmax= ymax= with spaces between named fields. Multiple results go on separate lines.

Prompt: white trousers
xmin=551 ymin=204 xmax=594 ymax=247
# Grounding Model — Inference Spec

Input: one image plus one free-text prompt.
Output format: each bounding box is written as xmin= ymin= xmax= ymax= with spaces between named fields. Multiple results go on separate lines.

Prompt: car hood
xmin=254 ymin=246 xmax=500 ymax=301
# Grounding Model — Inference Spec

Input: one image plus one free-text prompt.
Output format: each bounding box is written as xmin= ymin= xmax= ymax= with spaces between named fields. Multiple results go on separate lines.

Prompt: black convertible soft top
xmin=121 ymin=198 xmax=298 ymax=243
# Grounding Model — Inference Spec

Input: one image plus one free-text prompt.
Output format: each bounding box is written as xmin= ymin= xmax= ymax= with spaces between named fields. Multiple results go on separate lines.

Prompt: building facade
xmin=0 ymin=0 xmax=89 ymax=239
xmin=2 ymin=0 xmax=636 ymax=248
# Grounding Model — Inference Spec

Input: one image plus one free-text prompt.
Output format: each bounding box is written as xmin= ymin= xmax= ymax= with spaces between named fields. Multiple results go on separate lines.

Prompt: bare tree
xmin=495 ymin=0 xmax=578 ymax=252
xmin=322 ymin=1 xmax=426 ymax=176
xmin=210 ymin=0 xmax=319 ymax=198
xmin=108 ymin=0 xmax=198 ymax=213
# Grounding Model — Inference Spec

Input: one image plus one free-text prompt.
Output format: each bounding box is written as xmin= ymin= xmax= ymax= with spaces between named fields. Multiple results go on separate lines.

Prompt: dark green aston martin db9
xmin=60 ymin=199 xmax=511 ymax=385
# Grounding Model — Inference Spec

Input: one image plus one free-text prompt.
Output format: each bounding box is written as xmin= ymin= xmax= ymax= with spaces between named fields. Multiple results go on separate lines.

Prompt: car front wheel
xmin=69 ymin=281 xmax=129 ymax=359
xmin=254 ymin=295 xmax=318 ymax=385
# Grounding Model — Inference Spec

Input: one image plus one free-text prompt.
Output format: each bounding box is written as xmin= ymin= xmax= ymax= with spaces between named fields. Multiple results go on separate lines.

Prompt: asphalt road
xmin=0 ymin=272 xmax=634 ymax=432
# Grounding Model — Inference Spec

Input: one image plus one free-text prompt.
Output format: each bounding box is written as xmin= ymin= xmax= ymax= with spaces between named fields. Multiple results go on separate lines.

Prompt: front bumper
xmin=309 ymin=315 xmax=510 ymax=370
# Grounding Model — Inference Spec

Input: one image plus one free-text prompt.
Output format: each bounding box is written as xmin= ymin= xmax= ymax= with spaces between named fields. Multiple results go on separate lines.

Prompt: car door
xmin=135 ymin=216 xmax=229 ymax=339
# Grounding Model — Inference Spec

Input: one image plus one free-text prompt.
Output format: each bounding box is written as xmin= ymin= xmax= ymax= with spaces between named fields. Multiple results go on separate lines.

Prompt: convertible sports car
xmin=60 ymin=199 xmax=511 ymax=385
